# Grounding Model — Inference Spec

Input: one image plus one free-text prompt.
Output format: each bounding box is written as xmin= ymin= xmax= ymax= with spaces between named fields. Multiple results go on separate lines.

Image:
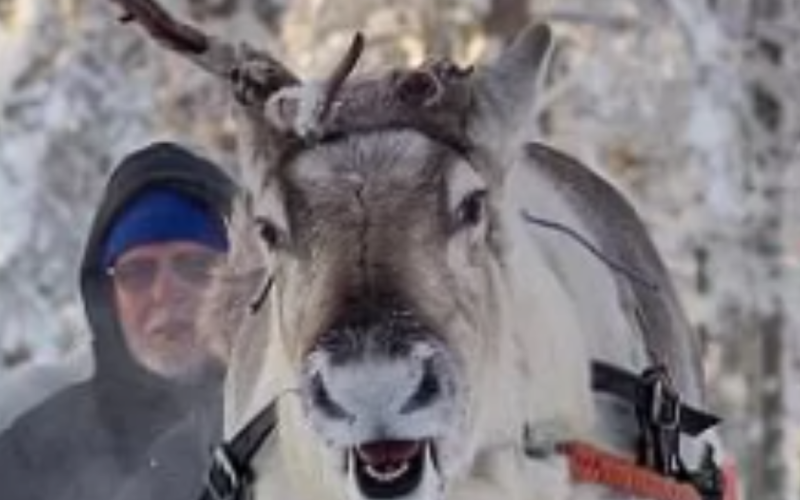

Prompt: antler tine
xmin=318 ymin=33 xmax=365 ymax=123
xmin=111 ymin=0 xmax=207 ymax=52
xmin=109 ymin=0 xmax=297 ymax=90
xmin=109 ymin=0 xmax=235 ymax=77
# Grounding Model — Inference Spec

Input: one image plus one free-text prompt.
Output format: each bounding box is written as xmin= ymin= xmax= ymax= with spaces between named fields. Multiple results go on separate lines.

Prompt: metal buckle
xmin=206 ymin=446 xmax=241 ymax=500
xmin=643 ymin=366 xmax=681 ymax=430
xmin=637 ymin=365 xmax=684 ymax=475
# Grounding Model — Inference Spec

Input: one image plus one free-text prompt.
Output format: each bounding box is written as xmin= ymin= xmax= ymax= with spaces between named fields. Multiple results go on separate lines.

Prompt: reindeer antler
xmin=317 ymin=33 xmax=365 ymax=125
xmin=110 ymin=0 xmax=475 ymax=149
xmin=308 ymin=58 xmax=476 ymax=150
xmin=112 ymin=0 xmax=207 ymax=53
xmin=109 ymin=0 xmax=297 ymax=97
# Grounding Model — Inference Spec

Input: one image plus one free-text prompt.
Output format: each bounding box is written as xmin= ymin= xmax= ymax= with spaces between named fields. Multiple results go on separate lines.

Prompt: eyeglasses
xmin=107 ymin=250 xmax=222 ymax=293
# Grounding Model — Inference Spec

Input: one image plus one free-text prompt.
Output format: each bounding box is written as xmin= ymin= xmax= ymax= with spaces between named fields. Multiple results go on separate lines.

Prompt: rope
xmin=559 ymin=441 xmax=702 ymax=500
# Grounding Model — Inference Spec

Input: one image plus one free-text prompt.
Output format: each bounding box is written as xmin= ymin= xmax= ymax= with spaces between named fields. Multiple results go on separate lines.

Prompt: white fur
xmin=208 ymin=23 xmax=716 ymax=500
xmin=218 ymin=148 xmax=625 ymax=500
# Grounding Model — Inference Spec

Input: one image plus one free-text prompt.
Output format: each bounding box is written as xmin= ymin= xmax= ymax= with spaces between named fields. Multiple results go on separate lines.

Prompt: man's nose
xmin=150 ymin=265 xmax=185 ymax=301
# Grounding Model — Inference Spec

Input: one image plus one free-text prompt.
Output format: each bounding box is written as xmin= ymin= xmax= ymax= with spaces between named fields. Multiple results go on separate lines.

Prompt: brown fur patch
xmin=199 ymin=195 xmax=267 ymax=364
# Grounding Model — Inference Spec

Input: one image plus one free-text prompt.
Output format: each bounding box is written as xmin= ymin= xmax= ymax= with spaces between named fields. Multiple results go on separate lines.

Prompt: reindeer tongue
xmin=356 ymin=441 xmax=423 ymax=468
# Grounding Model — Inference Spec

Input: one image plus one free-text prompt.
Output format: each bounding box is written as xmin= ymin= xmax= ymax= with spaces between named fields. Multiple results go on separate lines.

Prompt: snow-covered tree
xmin=1 ymin=0 xmax=797 ymax=497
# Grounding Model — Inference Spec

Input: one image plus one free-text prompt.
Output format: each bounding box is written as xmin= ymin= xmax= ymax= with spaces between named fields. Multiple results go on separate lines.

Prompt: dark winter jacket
xmin=0 ymin=142 xmax=237 ymax=500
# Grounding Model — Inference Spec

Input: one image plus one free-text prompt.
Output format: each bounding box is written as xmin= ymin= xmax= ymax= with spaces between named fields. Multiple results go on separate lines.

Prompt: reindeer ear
xmin=469 ymin=23 xmax=553 ymax=158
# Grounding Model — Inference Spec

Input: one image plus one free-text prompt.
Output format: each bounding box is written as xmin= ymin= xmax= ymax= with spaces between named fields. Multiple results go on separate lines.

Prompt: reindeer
xmin=110 ymin=2 xmax=727 ymax=500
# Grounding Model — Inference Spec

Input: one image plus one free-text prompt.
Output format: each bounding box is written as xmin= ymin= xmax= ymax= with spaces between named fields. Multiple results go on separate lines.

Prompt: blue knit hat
xmin=102 ymin=187 xmax=228 ymax=267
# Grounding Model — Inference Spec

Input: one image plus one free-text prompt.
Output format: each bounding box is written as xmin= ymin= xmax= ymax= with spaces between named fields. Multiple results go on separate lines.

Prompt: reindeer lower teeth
xmin=365 ymin=462 xmax=410 ymax=482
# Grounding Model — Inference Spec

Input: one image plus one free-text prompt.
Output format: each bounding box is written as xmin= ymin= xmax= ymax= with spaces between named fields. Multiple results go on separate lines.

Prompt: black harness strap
xmin=591 ymin=360 xmax=724 ymax=500
xmin=200 ymin=401 xmax=278 ymax=500
xmin=592 ymin=361 xmax=719 ymax=438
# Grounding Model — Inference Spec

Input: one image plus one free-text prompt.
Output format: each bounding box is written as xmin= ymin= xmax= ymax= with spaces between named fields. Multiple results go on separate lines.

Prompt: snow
xmin=0 ymin=138 xmax=40 ymax=266
xmin=0 ymin=0 xmax=798 ymax=496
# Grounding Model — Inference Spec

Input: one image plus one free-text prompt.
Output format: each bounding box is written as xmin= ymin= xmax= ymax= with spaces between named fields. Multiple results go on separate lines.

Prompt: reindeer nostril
xmin=311 ymin=373 xmax=352 ymax=421
xmin=401 ymin=360 xmax=441 ymax=414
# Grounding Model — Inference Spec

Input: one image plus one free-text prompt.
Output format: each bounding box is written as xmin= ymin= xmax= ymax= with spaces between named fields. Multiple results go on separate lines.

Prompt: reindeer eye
xmin=454 ymin=190 xmax=487 ymax=230
xmin=255 ymin=216 xmax=281 ymax=248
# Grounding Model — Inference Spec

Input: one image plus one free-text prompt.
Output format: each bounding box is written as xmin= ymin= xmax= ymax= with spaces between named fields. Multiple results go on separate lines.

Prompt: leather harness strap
xmin=592 ymin=361 xmax=719 ymax=437
xmin=589 ymin=361 xmax=726 ymax=499
xmin=201 ymin=402 xmax=277 ymax=500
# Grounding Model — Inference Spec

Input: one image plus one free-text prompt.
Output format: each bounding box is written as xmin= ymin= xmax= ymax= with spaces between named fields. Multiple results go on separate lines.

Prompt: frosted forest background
xmin=1 ymin=0 xmax=799 ymax=498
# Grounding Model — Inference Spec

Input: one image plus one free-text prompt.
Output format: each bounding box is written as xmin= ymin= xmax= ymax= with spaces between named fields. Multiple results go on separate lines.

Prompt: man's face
xmin=110 ymin=241 xmax=223 ymax=381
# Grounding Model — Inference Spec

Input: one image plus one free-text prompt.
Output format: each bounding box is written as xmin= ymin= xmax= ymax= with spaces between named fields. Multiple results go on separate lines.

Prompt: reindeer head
xmin=112 ymin=4 xmax=588 ymax=500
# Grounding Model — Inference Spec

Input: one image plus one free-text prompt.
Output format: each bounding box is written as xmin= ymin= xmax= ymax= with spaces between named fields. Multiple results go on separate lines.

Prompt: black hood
xmin=79 ymin=142 xmax=237 ymax=451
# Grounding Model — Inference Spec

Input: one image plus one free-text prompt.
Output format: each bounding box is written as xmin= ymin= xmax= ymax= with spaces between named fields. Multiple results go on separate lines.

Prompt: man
xmin=0 ymin=344 xmax=92 ymax=432
xmin=0 ymin=142 xmax=237 ymax=500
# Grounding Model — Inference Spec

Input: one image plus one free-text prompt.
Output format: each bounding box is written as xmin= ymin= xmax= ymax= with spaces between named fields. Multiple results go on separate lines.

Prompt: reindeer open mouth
xmin=347 ymin=440 xmax=438 ymax=499
xmin=301 ymin=308 xmax=456 ymax=500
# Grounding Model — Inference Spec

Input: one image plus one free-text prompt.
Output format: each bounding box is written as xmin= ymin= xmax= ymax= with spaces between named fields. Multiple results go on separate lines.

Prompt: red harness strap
xmin=721 ymin=461 xmax=739 ymax=500
xmin=559 ymin=441 xmax=702 ymax=500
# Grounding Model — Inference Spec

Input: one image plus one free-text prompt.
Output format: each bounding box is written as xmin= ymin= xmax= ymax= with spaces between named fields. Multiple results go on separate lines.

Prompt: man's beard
xmin=137 ymin=308 xmax=221 ymax=385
